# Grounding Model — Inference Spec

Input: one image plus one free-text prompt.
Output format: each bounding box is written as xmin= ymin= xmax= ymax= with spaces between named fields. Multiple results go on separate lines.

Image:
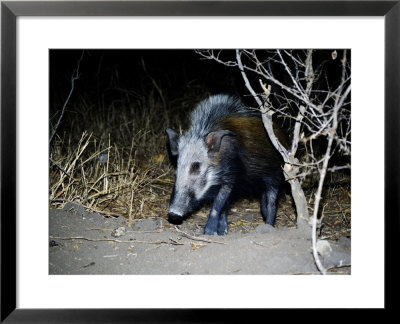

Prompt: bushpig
xmin=166 ymin=94 xmax=286 ymax=235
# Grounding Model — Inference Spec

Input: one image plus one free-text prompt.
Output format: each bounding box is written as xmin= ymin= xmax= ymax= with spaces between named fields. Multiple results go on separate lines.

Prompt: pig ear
xmin=205 ymin=130 xmax=235 ymax=153
xmin=165 ymin=128 xmax=180 ymax=157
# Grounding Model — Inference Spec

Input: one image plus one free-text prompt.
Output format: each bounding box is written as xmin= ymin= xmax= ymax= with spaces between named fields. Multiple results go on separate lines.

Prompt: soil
xmin=49 ymin=202 xmax=351 ymax=275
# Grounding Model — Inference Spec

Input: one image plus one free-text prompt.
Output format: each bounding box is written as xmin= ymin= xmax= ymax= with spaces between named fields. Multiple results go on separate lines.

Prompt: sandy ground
xmin=49 ymin=202 xmax=351 ymax=275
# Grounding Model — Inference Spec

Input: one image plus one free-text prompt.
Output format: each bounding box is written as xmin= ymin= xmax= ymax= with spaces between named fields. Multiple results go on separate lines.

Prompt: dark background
xmin=50 ymin=49 xmax=244 ymax=134
xmin=49 ymin=49 xmax=348 ymax=140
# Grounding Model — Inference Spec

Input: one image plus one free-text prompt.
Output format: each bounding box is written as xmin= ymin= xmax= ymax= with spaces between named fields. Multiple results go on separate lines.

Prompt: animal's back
xmin=189 ymin=94 xmax=285 ymax=172
xmin=188 ymin=94 xmax=256 ymax=138
xmin=217 ymin=115 xmax=283 ymax=171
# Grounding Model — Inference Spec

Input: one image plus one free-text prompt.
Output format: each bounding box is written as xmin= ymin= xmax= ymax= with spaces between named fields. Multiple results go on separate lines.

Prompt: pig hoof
xmin=204 ymin=219 xmax=218 ymax=235
xmin=217 ymin=221 xmax=228 ymax=235
xmin=217 ymin=228 xmax=227 ymax=236
xmin=204 ymin=226 xmax=217 ymax=235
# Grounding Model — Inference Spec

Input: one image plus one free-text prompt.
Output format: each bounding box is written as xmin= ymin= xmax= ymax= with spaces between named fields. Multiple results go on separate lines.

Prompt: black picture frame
xmin=1 ymin=0 xmax=398 ymax=322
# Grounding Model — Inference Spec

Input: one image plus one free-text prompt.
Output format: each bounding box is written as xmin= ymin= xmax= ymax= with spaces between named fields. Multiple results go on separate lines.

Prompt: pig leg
xmin=204 ymin=185 xmax=232 ymax=235
xmin=260 ymin=188 xmax=278 ymax=226
xmin=260 ymin=179 xmax=280 ymax=226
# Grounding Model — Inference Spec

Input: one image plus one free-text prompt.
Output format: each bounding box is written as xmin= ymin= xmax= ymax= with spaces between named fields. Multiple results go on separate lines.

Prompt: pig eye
xmin=190 ymin=162 xmax=201 ymax=175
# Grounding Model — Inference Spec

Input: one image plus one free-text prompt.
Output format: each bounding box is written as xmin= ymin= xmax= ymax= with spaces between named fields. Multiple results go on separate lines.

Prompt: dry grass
xmin=49 ymin=88 xmax=189 ymax=225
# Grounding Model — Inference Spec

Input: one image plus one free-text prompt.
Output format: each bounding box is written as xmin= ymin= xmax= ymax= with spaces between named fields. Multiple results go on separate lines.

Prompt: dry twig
xmin=174 ymin=227 xmax=226 ymax=245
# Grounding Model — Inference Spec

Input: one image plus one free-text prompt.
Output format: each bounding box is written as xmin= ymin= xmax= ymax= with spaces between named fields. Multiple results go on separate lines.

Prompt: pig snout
xmin=167 ymin=199 xmax=187 ymax=224
xmin=167 ymin=187 xmax=194 ymax=224
xmin=167 ymin=211 xmax=184 ymax=224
